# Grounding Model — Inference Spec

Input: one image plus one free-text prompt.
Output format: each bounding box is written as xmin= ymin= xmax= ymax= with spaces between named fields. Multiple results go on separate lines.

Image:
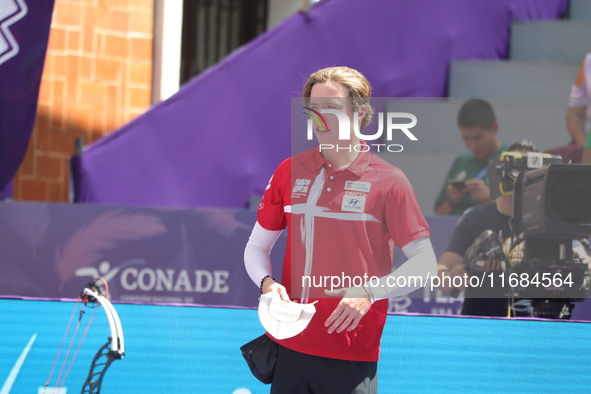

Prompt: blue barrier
xmin=1 ymin=300 xmax=590 ymax=393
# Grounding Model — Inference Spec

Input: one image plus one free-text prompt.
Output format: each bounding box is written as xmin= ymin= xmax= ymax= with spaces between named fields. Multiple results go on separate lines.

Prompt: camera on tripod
xmin=488 ymin=151 xmax=591 ymax=318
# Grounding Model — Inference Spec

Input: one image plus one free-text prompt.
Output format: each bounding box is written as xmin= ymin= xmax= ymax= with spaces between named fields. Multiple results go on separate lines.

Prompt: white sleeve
xmin=569 ymin=53 xmax=591 ymax=108
xmin=368 ymin=237 xmax=437 ymax=300
xmin=244 ymin=221 xmax=284 ymax=286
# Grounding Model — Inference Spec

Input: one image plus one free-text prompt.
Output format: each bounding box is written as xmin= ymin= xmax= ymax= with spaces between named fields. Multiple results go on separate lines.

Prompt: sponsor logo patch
xmin=344 ymin=181 xmax=371 ymax=193
xmin=292 ymin=179 xmax=311 ymax=196
xmin=341 ymin=195 xmax=366 ymax=213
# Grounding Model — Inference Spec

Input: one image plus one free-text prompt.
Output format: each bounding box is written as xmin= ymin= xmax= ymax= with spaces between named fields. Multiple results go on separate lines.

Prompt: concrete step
xmin=377 ymin=151 xmax=461 ymax=216
xmin=385 ymin=97 xmax=568 ymax=154
xmin=510 ymin=20 xmax=591 ymax=63
xmin=570 ymin=0 xmax=591 ymax=20
xmin=448 ymin=60 xmax=579 ymax=98
xmin=382 ymin=97 xmax=573 ymax=215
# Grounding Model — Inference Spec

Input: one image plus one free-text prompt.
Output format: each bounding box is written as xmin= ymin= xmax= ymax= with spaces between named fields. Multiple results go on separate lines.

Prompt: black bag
xmin=240 ymin=334 xmax=278 ymax=384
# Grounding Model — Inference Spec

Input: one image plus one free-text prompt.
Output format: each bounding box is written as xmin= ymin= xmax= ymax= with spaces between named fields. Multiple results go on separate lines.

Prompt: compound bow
xmin=44 ymin=278 xmax=125 ymax=394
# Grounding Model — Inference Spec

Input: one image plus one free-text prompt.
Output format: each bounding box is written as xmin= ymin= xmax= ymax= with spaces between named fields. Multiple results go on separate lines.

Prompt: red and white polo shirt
xmin=258 ymin=147 xmax=429 ymax=361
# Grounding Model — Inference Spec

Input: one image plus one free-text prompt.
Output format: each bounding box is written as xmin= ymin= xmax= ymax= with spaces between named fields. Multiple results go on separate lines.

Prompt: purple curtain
xmin=72 ymin=0 xmax=568 ymax=208
xmin=0 ymin=0 xmax=55 ymax=195
xmin=0 ymin=179 xmax=12 ymax=199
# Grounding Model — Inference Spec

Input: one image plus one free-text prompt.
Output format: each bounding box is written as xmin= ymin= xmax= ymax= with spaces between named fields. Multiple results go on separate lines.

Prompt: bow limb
xmin=79 ymin=281 xmax=125 ymax=394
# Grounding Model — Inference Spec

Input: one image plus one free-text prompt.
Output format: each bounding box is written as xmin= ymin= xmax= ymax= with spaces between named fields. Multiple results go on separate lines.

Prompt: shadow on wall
xmin=13 ymin=108 xmax=111 ymax=202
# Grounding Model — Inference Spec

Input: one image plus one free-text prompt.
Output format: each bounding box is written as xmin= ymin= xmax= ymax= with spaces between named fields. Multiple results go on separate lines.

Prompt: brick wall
xmin=13 ymin=0 xmax=154 ymax=202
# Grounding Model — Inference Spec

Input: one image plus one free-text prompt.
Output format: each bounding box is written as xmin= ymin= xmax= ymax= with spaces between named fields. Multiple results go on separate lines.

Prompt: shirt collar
xmin=307 ymin=144 xmax=370 ymax=177
xmin=476 ymin=143 xmax=508 ymax=165
xmin=489 ymin=143 xmax=508 ymax=162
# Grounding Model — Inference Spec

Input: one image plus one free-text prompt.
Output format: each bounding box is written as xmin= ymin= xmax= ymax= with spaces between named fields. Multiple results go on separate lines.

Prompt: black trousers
xmin=271 ymin=344 xmax=378 ymax=394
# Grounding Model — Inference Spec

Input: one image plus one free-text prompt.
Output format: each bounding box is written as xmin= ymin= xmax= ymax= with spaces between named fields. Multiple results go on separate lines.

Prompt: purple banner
xmin=0 ymin=0 xmax=55 ymax=193
xmin=71 ymin=0 xmax=568 ymax=209
xmin=2 ymin=201 xmax=590 ymax=319
xmin=0 ymin=178 xmax=11 ymax=199
xmin=0 ymin=202 xmax=284 ymax=307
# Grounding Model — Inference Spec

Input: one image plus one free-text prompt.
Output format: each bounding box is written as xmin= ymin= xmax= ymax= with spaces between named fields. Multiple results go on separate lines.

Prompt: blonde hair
xmin=302 ymin=66 xmax=374 ymax=130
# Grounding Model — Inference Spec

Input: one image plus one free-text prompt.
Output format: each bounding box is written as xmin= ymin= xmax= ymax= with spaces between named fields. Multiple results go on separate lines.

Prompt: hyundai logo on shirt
xmin=341 ymin=196 xmax=366 ymax=212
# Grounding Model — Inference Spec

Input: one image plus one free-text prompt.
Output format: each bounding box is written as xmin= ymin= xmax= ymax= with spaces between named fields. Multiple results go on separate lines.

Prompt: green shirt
xmin=434 ymin=144 xmax=507 ymax=215
xmin=585 ymin=129 xmax=591 ymax=149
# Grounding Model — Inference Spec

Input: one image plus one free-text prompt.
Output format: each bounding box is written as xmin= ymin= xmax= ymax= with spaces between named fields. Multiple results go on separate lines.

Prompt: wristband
xmin=362 ymin=284 xmax=375 ymax=304
xmin=260 ymin=275 xmax=276 ymax=294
